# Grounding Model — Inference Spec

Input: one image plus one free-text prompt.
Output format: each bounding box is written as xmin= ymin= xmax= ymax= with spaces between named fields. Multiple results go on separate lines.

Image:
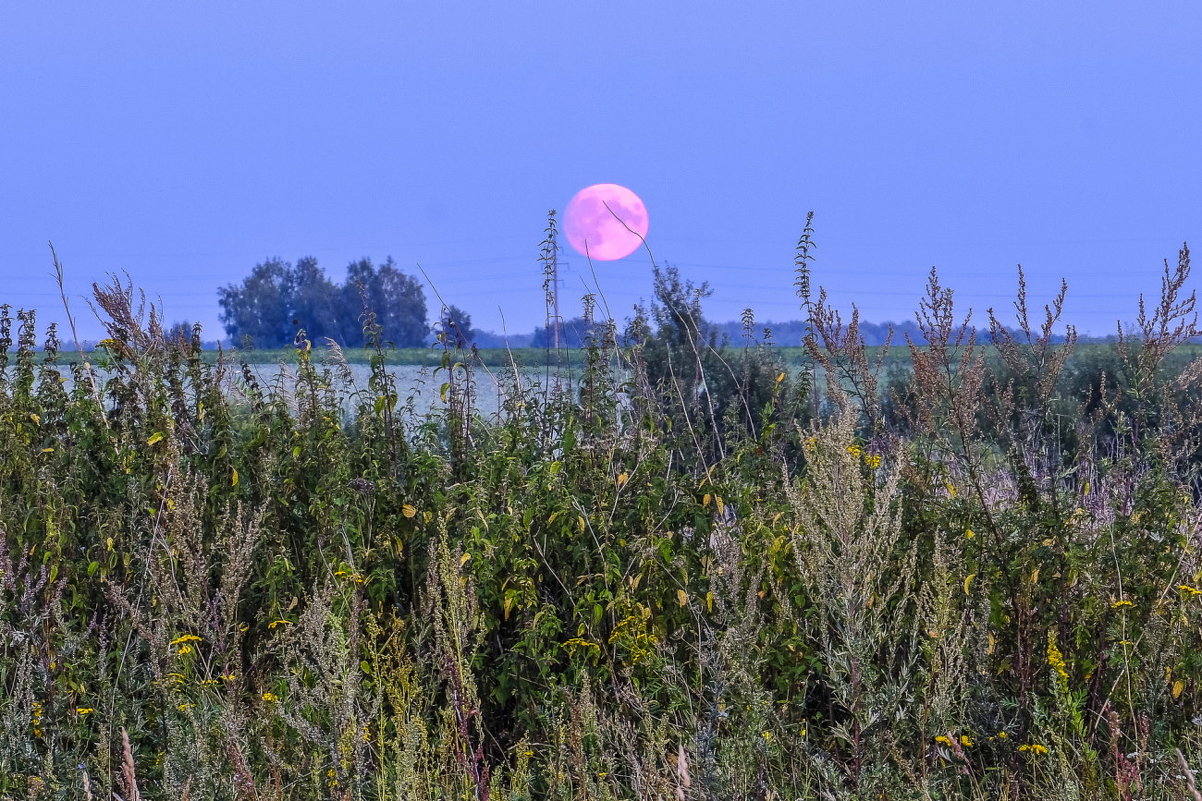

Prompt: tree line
xmin=217 ymin=257 xmax=473 ymax=349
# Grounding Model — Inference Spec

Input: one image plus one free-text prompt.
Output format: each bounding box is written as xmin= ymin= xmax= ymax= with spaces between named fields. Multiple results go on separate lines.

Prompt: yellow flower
xmin=176 ymin=645 xmax=194 ymax=655
xmin=221 ymin=672 xmax=237 ymax=682
xmin=177 ymin=702 xmax=195 ymax=711
xmin=261 ymin=692 xmax=279 ymax=702
xmin=170 ymin=634 xmax=202 ymax=646
xmin=267 ymin=619 xmax=291 ymax=629
xmin=76 ymin=707 xmax=95 ymax=715
xmin=846 ymin=445 xmax=863 ymax=458
xmin=1179 ymin=585 xmax=1202 ymax=596
xmin=1018 ymin=743 xmax=1049 ymax=755
xmin=965 ymin=528 xmax=975 ymax=539
xmin=1112 ymin=600 xmax=1134 ymax=608
xmin=960 ymin=734 xmax=974 ymax=747
xmin=996 ymin=731 xmax=1008 ymax=740
xmin=864 ymin=454 xmax=882 ymax=469
xmin=1047 ymin=631 xmax=1069 ymax=682
xmin=935 ymin=735 xmax=953 ymax=746
xmin=761 ymin=730 xmax=773 ymax=741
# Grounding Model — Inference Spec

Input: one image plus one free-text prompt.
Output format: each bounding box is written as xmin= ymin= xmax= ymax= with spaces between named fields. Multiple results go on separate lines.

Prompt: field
xmin=6 ymin=258 xmax=1202 ymax=800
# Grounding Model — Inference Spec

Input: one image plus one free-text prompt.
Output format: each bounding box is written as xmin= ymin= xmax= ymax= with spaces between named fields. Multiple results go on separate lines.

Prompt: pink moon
xmin=563 ymin=183 xmax=649 ymax=261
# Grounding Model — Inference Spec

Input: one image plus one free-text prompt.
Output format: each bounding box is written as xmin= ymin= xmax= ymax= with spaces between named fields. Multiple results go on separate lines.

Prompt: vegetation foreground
xmin=7 ymin=240 xmax=1202 ymax=799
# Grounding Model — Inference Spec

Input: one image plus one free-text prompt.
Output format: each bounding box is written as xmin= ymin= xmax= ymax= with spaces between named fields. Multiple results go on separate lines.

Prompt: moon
xmin=563 ymin=183 xmax=649 ymax=261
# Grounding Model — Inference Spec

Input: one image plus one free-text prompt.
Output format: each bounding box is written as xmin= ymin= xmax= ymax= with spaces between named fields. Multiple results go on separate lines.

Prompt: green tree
xmin=217 ymin=257 xmax=296 ymax=348
xmin=341 ymin=257 xmax=429 ymax=347
xmin=436 ymin=304 xmax=474 ymax=347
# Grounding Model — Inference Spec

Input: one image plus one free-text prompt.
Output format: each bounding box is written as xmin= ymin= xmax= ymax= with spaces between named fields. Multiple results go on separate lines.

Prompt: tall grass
xmin=3 ymin=241 xmax=1202 ymax=799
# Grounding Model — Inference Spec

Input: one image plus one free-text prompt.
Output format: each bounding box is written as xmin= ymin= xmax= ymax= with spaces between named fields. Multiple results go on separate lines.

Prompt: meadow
xmin=5 ymin=247 xmax=1202 ymax=800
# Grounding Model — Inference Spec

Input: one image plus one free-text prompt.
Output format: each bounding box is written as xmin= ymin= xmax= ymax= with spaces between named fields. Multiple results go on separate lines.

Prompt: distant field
xmin=43 ymin=341 xmax=1202 ymax=370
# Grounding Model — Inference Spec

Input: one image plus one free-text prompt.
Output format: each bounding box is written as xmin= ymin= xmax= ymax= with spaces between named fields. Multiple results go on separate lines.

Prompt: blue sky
xmin=2 ymin=2 xmax=1200 ymax=341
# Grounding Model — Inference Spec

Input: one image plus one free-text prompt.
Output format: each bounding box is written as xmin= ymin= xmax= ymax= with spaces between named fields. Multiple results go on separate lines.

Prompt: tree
xmin=217 ymin=258 xmax=296 ymax=348
xmin=435 ymin=304 xmax=474 ymax=348
xmin=289 ymin=256 xmax=342 ymax=344
xmin=341 ymin=258 xmax=429 ymax=347
xmin=218 ymin=256 xmax=429 ymax=348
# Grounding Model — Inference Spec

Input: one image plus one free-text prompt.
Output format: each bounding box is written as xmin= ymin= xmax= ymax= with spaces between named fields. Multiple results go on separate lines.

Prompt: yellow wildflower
xmin=965 ymin=528 xmax=975 ymax=539
xmin=170 ymin=634 xmax=202 ymax=646
xmin=76 ymin=707 xmax=95 ymax=715
xmin=864 ymin=454 xmax=882 ymax=469
xmin=261 ymin=692 xmax=279 ymax=702
xmin=267 ymin=619 xmax=291 ymax=629
xmin=761 ymin=730 xmax=773 ymax=741
xmin=960 ymin=734 xmax=974 ymax=747
xmin=935 ymin=735 xmax=953 ymax=746
xmin=1047 ymin=631 xmax=1069 ymax=682
xmin=1179 ymin=585 xmax=1202 ymax=596
xmin=1112 ymin=600 xmax=1134 ymax=608
xmin=176 ymin=645 xmax=194 ymax=655
xmin=1018 ymin=743 xmax=1049 ymax=755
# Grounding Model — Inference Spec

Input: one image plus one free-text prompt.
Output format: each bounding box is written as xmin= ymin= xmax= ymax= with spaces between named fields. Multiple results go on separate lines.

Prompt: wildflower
xmin=995 ymin=731 xmax=1008 ymax=740
xmin=267 ymin=619 xmax=291 ymax=629
xmin=177 ymin=703 xmax=194 ymax=711
xmin=846 ymin=444 xmax=863 ymax=458
xmin=1047 ymin=632 xmax=1069 ymax=682
xmin=1112 ymin=600 xmax=1134 ymax=608
xmin=1018 ymin=743 xmax=1049 ymax=755
xmin=76 ymin=707 xmax=94 ymax=715
xmin=935 ymin=735 xmax=953 ymax=746
xmin=960 ymin=734 xmax=974 ymax=747
xmin=261 ymin=692 xmax=279 ymax=702
xmin=965 ymin=528 xmax=975 ymax=539
xmin=761 ymin=730 xmax=773 ymax=741
xmin=176 ymin=645 xmax=194 ymax=655
xmin=864 ymin=454 xmax=882 ymax=469
xmin=220 ymin=672 xmax=237 ymax=682
xmin=170 ymin=634 xmax=202 ymax=646
xmin=562 ymin=637 xmax=600 ymax=652
xmin=1179 ymin=585 xmax=1202 ymax=596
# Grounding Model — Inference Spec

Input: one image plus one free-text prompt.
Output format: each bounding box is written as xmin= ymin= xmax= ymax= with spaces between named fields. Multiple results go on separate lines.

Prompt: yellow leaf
xmin=459 ymin=552 xmax=471 ymax=567
xmin=703 ymin=493 xmax=712 ymax=507
xmin=402 ymin=504 xmax=417 ymax=518
xmin=1174 ymin=679 xmax=1186 ymax=700
xmin=576 ymin=515 xmax=585 ymax=534
xmin=230 ymin=467 xmax=239 ymax=487
xmin=616 ymin=472 xmax=629 ymax=487
xmin=147 ymin=432 xmax=164 ymax=446
xmin=715 ymin=496 xmax=725 ymax=515
xmin=776 ymin=372 xmax=785 ymax=384
xmin=503 ymin=595 xmax=514 ymax=621
xmin=676 ymin=589 xmax=688 ymax=606
xmin=705 ymin=591 xmax=714 ymax=613
xmin=41 ymin=447 xmax=54 ymax=453
xmin=964 ymin=573 xmax=975 ymax=596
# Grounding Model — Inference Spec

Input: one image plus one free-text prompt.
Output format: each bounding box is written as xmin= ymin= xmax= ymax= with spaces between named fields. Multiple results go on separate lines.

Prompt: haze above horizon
xmin=3 ymin=2 xmax=1200 ymax=342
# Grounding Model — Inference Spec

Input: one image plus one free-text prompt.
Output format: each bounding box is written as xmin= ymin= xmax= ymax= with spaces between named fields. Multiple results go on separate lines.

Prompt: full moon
xmin=563 ymin=183 xmax=649 ymax=261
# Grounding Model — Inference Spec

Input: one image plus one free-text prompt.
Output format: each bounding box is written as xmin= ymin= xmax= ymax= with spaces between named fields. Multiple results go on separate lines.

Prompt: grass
xmin=4 ymin=242 xmax=1202 ymax=799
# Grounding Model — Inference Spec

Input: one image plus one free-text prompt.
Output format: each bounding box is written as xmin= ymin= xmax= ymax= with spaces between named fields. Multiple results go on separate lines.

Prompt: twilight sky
xmin=2 ymin=2 xmax=1200 ymax=342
